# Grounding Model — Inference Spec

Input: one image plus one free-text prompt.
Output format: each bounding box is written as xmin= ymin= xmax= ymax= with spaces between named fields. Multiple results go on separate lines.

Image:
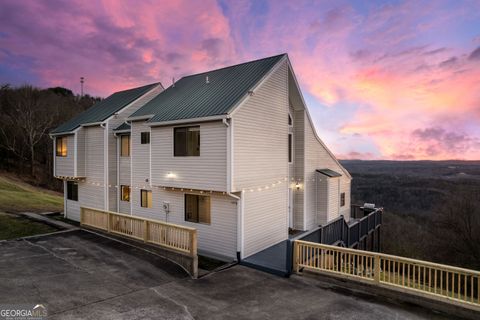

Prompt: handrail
xmin=294 ymin=240 xmax=480 ymax=310
xmin=298 ymin=207 xmax=383 ymax=249
xmin=81 ymin=206 xmax=196 ymax=231
xmin=80 ymin=206 xmax=198 ymax=277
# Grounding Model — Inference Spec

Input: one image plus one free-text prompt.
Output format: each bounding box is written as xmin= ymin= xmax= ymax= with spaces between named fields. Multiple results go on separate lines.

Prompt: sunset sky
xmin=1 ymin=0 xmax=479 ymax=160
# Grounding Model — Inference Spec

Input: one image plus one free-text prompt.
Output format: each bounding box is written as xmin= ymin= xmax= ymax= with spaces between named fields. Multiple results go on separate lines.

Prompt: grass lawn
xmin=0 ymin=212 xmax=58 ymax=240
xmin=0 ymin=175 xmax=63 ymax=213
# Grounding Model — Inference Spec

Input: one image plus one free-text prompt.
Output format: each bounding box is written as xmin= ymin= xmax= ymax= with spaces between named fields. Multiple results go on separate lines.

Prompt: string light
xmin=66 ymin=175 xmax=325 ymax=194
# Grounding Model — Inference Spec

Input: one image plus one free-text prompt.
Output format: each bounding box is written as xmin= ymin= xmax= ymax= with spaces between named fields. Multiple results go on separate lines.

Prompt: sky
xmin=1 ymin=0 xmax=479 ymax=160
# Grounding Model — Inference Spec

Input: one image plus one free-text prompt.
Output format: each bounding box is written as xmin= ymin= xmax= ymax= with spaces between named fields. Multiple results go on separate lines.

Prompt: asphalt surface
xmin=0 ymin=229 xmax=462 ymax=319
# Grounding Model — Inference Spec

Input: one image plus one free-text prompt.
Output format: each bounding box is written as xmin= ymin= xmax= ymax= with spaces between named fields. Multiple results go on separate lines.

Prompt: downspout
xmin=227 ymin=191 xmax=243 ymax=261
xmin=224 ymin=117 xmax=243 ymax=259
xmin=101 ymin=122 xmax=108 ymax=211
xmin=223 ymin=117 xmax=232 ymax=193
xmin=114 ymin=132 xmax=120 ymax=212
xmin=63 ymin=180 xmax=67 ymax=218
xmin=49 ymin=134 xmax=56 ymax=178
xmin=125 ymin=120 xmax=133 ymax=216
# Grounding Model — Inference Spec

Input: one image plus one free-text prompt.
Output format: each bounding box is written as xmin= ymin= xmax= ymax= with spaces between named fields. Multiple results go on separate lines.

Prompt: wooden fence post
xmin=374 ymin=254 xmax=381 ymax=283
xmin=293 ymin=241 xmax=299 ymax=273
xmin=190 ymin=230 xmax=198 ymax=257
xmin=80 ymin=207 xmax=84 ymax=225
xmin=107 ymin=212 xmax=111 ymax=233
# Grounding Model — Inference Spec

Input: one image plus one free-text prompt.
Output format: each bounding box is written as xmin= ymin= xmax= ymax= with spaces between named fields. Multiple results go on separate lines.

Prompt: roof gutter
xmin=126 ymin=114 xmax=154 ymax=122
xmin=49 ymin=131 xmax=76 ymax=137
xmin=83 ymin=121 xmax=104 ymax=127
xmin=147 ymin=115 xmax=228 ymax=127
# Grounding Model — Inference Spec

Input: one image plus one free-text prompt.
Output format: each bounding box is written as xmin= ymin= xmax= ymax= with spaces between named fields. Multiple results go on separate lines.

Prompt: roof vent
xmin=205 ymin=76 xmax=210 ymax=84
xmin=172 ymin=77 xmax=175 ymax=88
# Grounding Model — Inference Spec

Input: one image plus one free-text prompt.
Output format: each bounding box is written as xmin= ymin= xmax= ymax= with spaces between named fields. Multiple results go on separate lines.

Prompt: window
xmin=121 ymin=185 xmax=130 ymax=202
xmin=56 ymin=137 xmax=67 ymax=157
xmin=120 ymin=135 xmax=130 ymax=157
xmin=288 ymin=114 xmax=293 ymax=126
xmin=288 ymin=134 xmax=293 ymax=163
xmin=140 ymin=189 xmax=152 ymax=208
xmin=67 ymin=181 xmax=78 ymax=201
xmin=174 ymin=126 xmax=200 ymax=156
xmin=185 ymin=194 xmax=210 ymax=224
xmin=340 ymin=192 xmax=346 ymax=207
xmin=141 ymin=132 xmax=150 ymax=144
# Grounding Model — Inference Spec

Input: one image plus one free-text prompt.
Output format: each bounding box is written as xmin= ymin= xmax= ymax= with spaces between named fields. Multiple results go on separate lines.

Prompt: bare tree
xmin=0 ymin=86 xmax=57 ymax=177
xmin=431 ymin=190 xmax=480 ymax=269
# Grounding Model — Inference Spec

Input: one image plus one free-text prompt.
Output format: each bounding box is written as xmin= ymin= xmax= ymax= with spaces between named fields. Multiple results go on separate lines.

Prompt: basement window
xmin=185 ymin=194 xmax=210 ymax=224
xmin=120 ymin=135 xmax=130 ymax=157
xmin=121 ymin=185 xmax=130 ymax=202
xmin=56 ymin=136 xmax=68 ymax=157
xmin=67 ymin=181 xmax=78 ymax=201
xmin=174 ymin=126 xmax=200 ymax=156
xmin=140 ymin=189 xmax=152 ymax=208
xmin=141 ymin=132 xmax=150 ymax=144
xmin=340 ymin=192 xmax=346 ymax=207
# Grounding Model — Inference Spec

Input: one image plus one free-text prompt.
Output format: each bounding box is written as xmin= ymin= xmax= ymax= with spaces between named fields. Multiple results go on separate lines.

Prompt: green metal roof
xmin=316 ymin=169 xmax=342 ymax=178
xmin=130 ymin=54 xmax=286 ymax=123
xmin=113 ymin=122 xmax=130 ymax=131
xmin=51 ymin=82 xmax=160 ymax=134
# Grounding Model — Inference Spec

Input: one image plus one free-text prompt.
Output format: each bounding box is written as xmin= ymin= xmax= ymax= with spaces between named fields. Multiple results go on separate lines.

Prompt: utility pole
xmin=80 ymin=77 xmax=84 ymax=97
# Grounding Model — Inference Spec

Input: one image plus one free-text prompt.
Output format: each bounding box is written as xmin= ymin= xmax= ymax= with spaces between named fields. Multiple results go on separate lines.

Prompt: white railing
xmin=80 ymin=207 xmax=198 ymax=277
xmin=294 ymin=240 xmax=480 ymax=311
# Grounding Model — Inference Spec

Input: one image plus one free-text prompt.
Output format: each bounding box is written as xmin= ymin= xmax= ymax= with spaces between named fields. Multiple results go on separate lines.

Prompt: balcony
xmin=241 ymin=204 xmax=383 ymax=276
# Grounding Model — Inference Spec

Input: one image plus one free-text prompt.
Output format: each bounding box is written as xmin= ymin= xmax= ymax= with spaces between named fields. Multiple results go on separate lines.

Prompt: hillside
xmin=0 ymin=173 xmax=63 ymax=213
xmin=341 ymin=160 xmax=480 ymax=270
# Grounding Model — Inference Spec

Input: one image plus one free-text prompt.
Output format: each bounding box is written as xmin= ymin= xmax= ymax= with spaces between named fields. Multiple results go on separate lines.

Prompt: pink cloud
xmin=1 ymin=0 xmax=479 ymax=160
xmin=0 ymin=0 xmax=239 ymax=96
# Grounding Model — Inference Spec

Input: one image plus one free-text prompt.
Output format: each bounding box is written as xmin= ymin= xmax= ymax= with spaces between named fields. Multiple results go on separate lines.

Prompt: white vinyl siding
xmin=65 ymin=198 xmax=80 ymax=221
xmin=242 ymin=186 xmax=288 ymax=257
xmin=232 ymin=59 xmax=289 ymax=257
xmin=150 ymin=121 xmax=227 ymax=191
xmin=131 ymin=121 xmax=152 ymax=216
xmin=118 ymin=155 xmax=131 ymax=214
xmin=79 ymin=126 xmax=105 ymax=212
xmin=61 ymin=85 xmax=164 ymax=221
xmin=340 ymin=179 xmax=351 ymax=221
xmin=127 ymin=187 xmax=237 ymax=259
xmin=76 ymin=129 xmax=86 ymax=177
xmin=304 ymin=115 xmax=351 ymax=229
xmin=293 ymin=109 xmax=305 ymax=230
xmin=55 ymin=135 xmax=74 ymax=177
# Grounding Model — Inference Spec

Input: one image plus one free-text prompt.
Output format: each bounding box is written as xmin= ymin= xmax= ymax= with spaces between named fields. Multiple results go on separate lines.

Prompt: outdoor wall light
xmin=295 ymin=182 xmax=301 ymax=190
xmin=166 ymin=172 xmax=176 ymax=178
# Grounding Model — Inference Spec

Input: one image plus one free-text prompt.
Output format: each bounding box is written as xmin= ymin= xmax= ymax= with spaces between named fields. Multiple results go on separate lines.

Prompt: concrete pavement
xmin=0 ymin=230 xmax=462 ymax=319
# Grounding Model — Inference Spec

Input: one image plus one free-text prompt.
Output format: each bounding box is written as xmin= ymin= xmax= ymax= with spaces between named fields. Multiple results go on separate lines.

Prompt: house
xmin=50 ymin=54 xmax=353 ymax=261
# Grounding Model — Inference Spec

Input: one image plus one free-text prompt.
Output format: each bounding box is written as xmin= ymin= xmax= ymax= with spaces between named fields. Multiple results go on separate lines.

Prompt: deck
xmin=242 ymin=205 xmax=383 ymax=277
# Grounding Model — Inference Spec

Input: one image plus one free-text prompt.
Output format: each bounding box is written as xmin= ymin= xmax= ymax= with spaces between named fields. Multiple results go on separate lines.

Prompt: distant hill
xmin=340 ymin=160 xmax=480 ymax=270
xmin=341 ymin=160 xmax=480 ymax=180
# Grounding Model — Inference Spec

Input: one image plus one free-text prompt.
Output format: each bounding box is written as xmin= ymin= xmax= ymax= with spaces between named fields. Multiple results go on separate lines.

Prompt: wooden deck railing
xmin=294 ymin=240 xmax=480 ymax=311
xmin=80 ymin=207 xmax=198 ymax=277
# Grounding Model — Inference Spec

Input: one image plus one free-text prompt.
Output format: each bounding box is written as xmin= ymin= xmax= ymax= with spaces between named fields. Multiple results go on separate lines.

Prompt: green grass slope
xmin=0 ymin=174 xmax=63 ymax=212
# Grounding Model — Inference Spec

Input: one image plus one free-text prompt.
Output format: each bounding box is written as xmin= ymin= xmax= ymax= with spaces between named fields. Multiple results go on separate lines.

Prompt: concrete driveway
xmin=0 ymin=230 xmax=459 ymax=319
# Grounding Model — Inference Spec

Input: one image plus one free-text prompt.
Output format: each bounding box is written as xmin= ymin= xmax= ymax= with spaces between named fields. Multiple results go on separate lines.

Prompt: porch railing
xmin=296 ymin=206 xmax=382 ymax=249
xmin=293 ymin=240 xmax=480 ymax=312
xmin=80 ymin=206 xmax=198 ymax=277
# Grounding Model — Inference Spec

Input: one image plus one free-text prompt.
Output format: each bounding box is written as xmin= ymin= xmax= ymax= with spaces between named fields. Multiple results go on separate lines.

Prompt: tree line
xmin=346 ymin=168 xmax=480 ymax=270
xmin=0 ymin=84 xmax=101 ymax=190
